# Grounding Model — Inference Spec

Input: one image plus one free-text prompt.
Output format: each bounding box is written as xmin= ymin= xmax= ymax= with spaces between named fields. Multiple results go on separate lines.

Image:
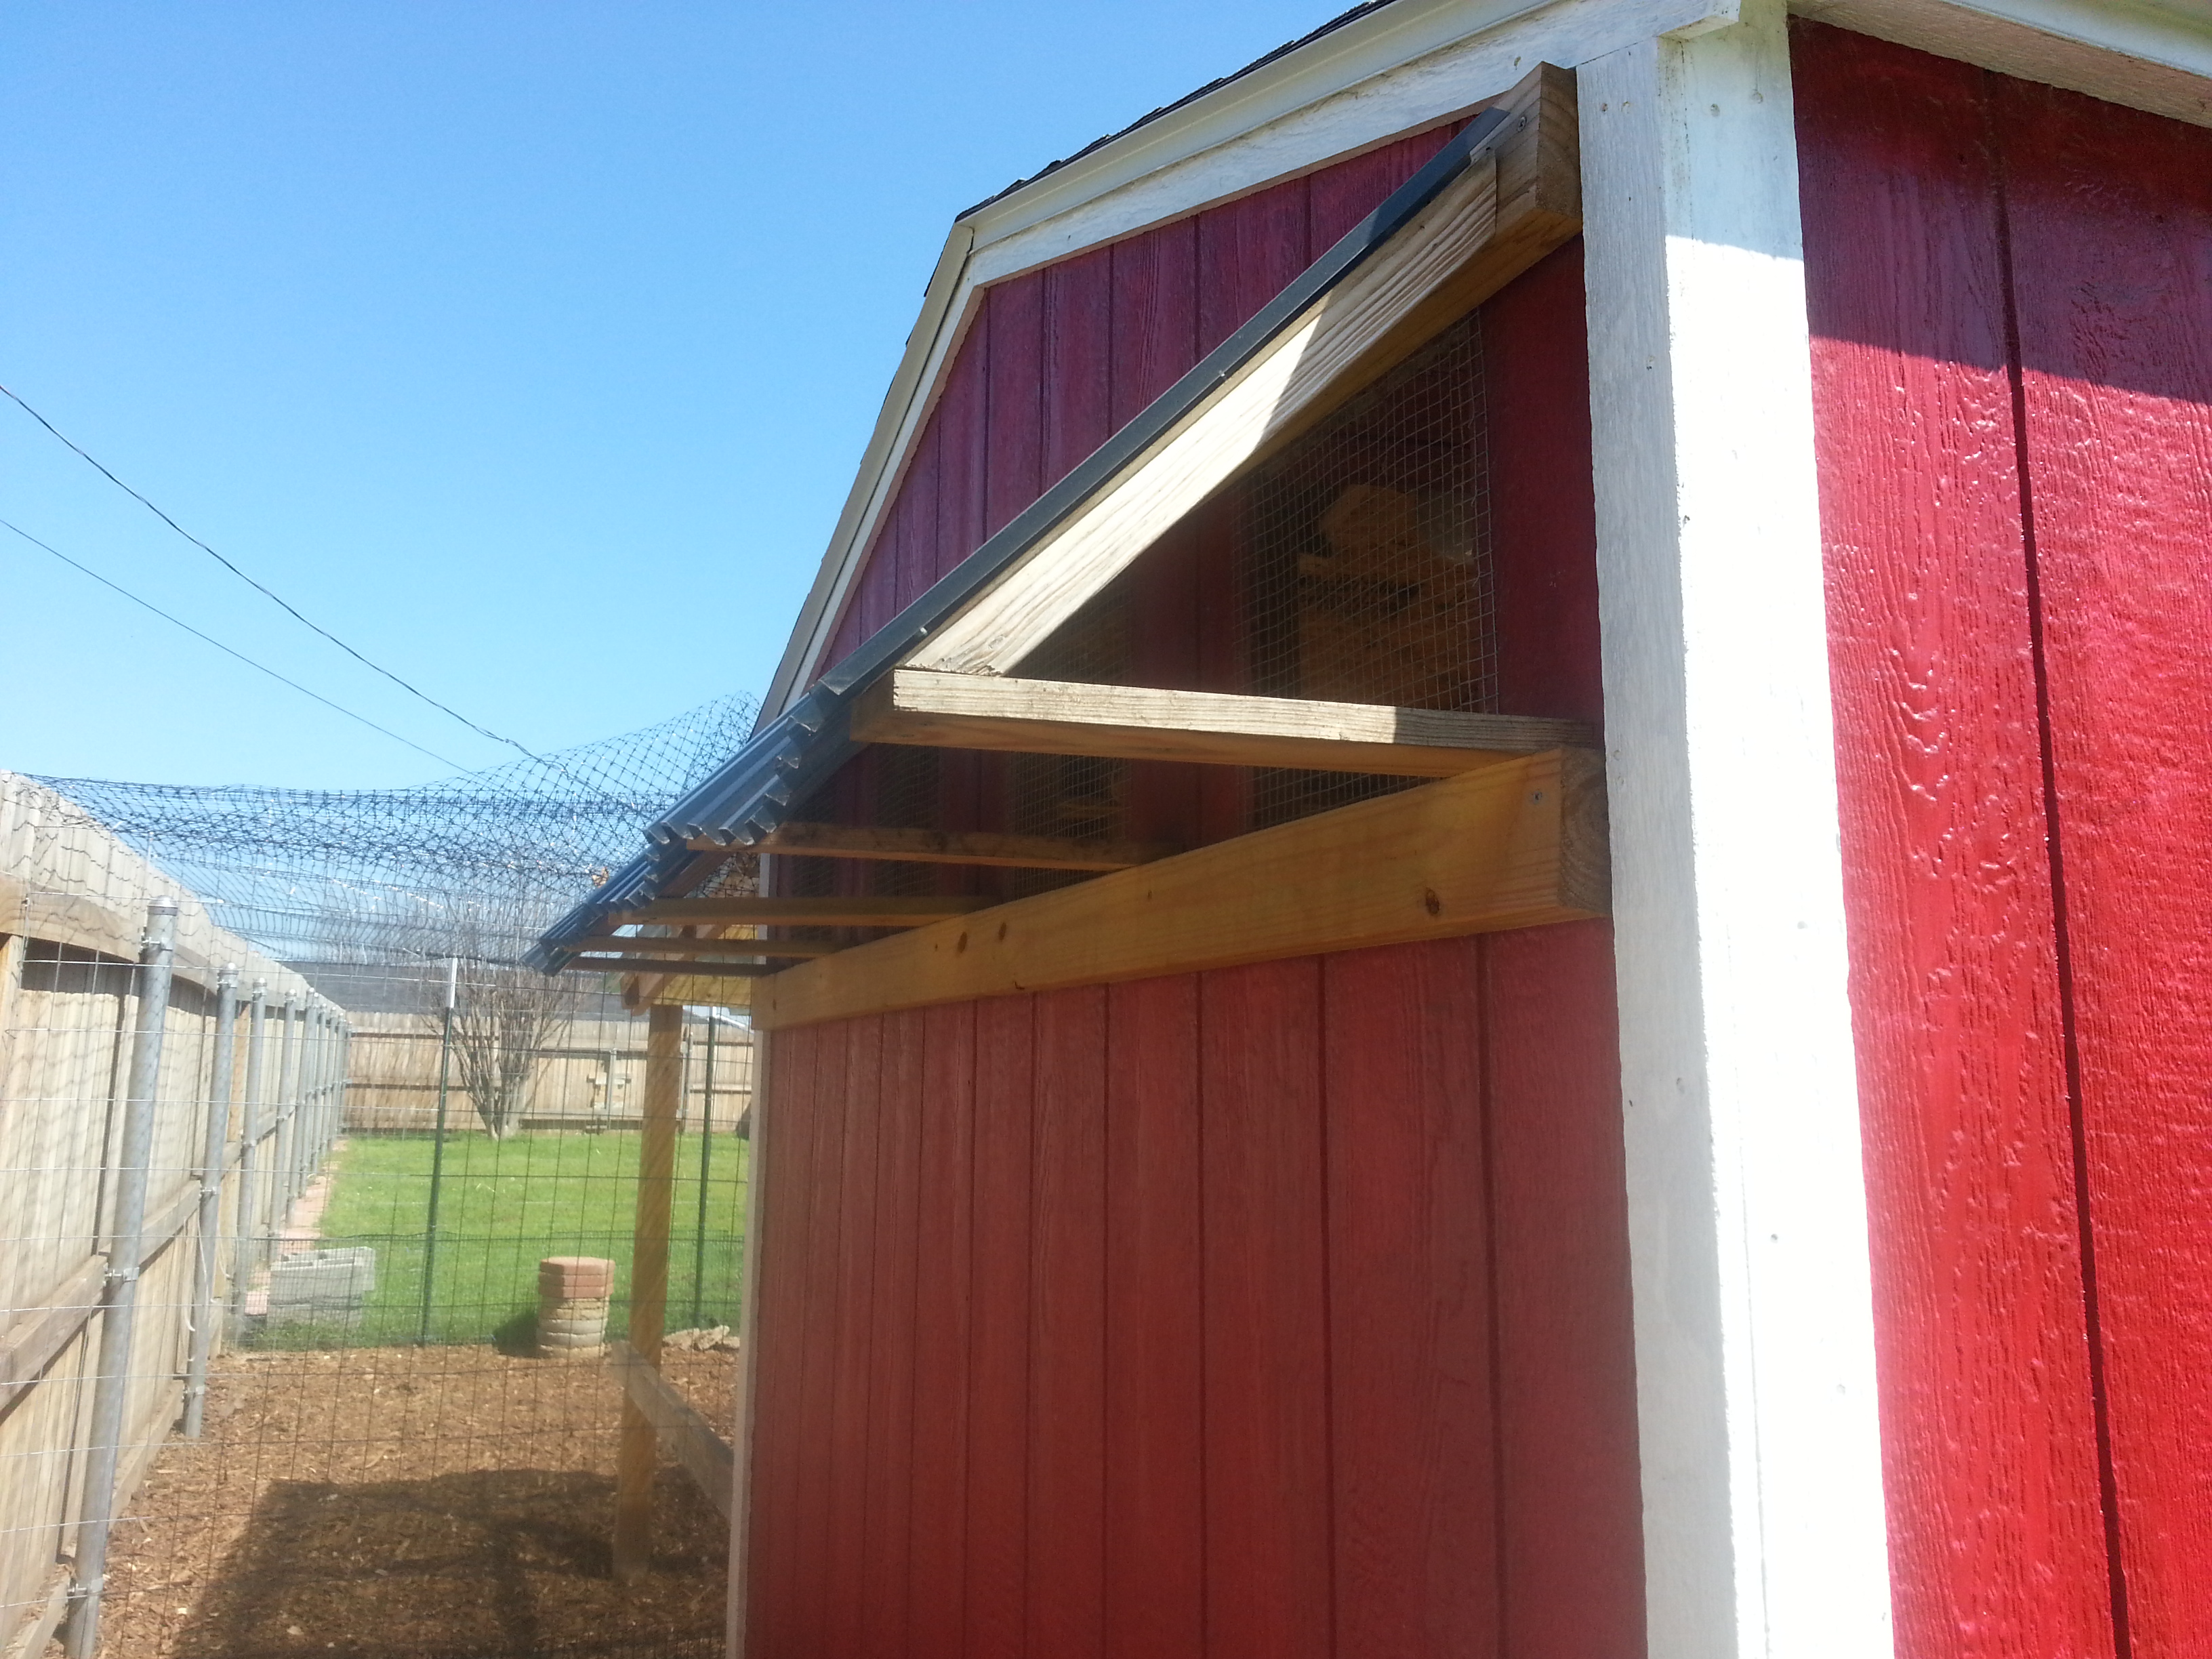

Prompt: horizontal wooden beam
xmin=724 ymin=820 xmax=1176 ymax=871
xmin=853 ymin=669 xmax=1597 ymax=777
xmin=567 ymin=957 xmax=781 ymax=979
xmin=567 ymin=935 xmax=844 ymax=960
xmin=613 ymin=895 xmax=988 ymax=928
xmin=607 ymin=1340 xmax=733 ymax=1519
xmin=754 ymin=748 xmax=1606 ymax=1030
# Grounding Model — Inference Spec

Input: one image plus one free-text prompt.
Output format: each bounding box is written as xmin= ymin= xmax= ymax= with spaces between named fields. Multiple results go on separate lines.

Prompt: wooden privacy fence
xmin=0 ymin=773 xmax=337 ymax=1659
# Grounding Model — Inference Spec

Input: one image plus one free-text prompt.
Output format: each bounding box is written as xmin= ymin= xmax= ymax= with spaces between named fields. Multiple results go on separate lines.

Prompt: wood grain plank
xmin=746 ymin=1026 xmax=823 ymax=1657
xmin=1481 ymin=924 xmax=1646 ymax=1656
xmin=1305 ymin=125 xmax=1459 ymax=251
xmin=754 ymin=752 xmax=1607 ymax=1030
xmin=1321 ymin=940 xmax=1498 ymax=1658
xmin=750 ymin=821 xmax=1174 ymax=871
xmin=985 ymin=274 xmax=1047 ymax=538
xmin=860 ymin=1008 xmax=925 ymax=1659
xmin=1998 ymin=64 xmax=2212 ymax=1650
xmin=787 ymin=1022 xmax=851 ymax=1650
xmin=1200 ymin=958 xmax=1330 ymax=1659
xmin=1197 ymin=173 xmax=1310 ymax=356
xmin=1792 ymin=26 xmax=2119 ymax=1656
xmin=963 ymin=996 xmax=1035 ymax=1659
xmin=933 ymin=334 xmax=998 ymax=893
xmin=894 ymin=419 xmax=945 ymax=617
xmin=617 ymin=897 xmax=987 ymax=927
xmin=1103 ymin=975 xmax=1204 ymax=1659
xmin=1025 ymin=986 xmax=1108 ymax=1658
xmin=907 ymin=1002 xmax=977 ymax=1659
xmin=1474 ymin=204 xmax=1646 ymax=1658
xmin=821 ymin=1015 xmax=885 ymax=1654
xmin=1109 ymin=213 xmax=1198 ymax=428
xmin=1045 ymin=245 xmax=1115 ymax=489
xmin=854 ymin=669 xmax=1595 ymax=775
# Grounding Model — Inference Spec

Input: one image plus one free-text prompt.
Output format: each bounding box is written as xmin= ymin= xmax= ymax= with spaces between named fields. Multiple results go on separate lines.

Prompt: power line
xmin=1 ymin=514 xmax=470 ymax=771
xmin=0 ymin=380 xmax=542 ymax=762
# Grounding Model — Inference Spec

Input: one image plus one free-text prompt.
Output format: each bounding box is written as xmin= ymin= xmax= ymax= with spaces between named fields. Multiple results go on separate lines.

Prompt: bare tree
xmin=426 ymin=903 xmax=574 ymax=1140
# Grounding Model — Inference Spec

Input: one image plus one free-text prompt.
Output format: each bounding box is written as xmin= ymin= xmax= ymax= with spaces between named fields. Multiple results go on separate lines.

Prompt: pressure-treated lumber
xmin=855 ymin=668 xmax=1596 ymax=776
xmin=726 ymin=820 xmax=1177 ymax=871
xmin=569 ymin=957 xmax=782 ymax=979
xmin=566 ymin=936 xmax=844 ymax=960
xmin=607 ymin=1339 xmax=735 ymax=1519
xmin=754 ymin=748 xmax=1606 ymax=1029
xmin=612 ymin=1005 xmax=683 ymax=1584
xmin=905 ymin=63 xmax=1577 ymax=676
xmin=613 ymin=896 xmax=987 ymax=928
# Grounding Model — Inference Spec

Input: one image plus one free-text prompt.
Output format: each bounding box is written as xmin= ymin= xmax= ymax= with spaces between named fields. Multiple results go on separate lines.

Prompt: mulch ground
xmin=94 ymin=1345 xmax=739 ymax=1659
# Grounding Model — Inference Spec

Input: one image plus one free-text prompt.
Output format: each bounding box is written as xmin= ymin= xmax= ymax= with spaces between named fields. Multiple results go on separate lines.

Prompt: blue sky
xmin=1 ymin=2 xmax=1339 ymax=788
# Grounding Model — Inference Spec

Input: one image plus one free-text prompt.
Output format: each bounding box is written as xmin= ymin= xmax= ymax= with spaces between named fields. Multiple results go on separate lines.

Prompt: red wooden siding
xmin=749 ymin=924 xmax=1638 ymax=1659
xmin=746 ymin=218 xmax=1638 ymax=1655
xmin=1797 ymin=21 xmax=2212 ymax=1652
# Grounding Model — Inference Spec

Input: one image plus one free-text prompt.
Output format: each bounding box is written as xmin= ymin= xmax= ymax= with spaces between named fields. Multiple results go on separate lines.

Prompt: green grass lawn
xmin=262 ymin=1128 xmax=749 ymax=1349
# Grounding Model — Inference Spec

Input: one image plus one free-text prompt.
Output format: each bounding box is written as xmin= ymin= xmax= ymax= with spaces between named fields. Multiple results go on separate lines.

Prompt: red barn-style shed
xmin=539 ymin=2 xmax=2212 ymax=1654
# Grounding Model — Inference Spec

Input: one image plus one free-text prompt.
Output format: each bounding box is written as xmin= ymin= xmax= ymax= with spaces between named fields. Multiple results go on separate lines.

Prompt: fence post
xmin=419 ymin=958 xmax=457 ymax=1345
xmin=692 ymin=1015 xmax=716 ymax=1327
xmin=64 ymin=898 xmax=178 ymax=1659
xmin=182 ymin=963 xmax=239 ymax=1439
xmin=230 ymin=979 xmax=268 ymax=1324
xmin=613 ymin=1001 xmax=684 ymax=1582
xmin=277 ymin=998 xmax=302 ymax=1214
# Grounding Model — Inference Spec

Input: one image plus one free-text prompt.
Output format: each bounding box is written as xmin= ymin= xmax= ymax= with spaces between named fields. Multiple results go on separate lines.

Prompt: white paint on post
xmin=1578 ymin=4 xmax=1892 ymax=1656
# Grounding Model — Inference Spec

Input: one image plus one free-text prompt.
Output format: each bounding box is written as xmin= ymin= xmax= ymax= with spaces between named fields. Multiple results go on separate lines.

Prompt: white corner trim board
xmin=1579 ymin=1 xmax=1893 ymax=1656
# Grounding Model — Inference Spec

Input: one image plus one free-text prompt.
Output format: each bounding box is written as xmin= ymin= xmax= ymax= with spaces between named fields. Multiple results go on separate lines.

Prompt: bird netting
xmin=31 ymin=694 xmax=760 ymax=971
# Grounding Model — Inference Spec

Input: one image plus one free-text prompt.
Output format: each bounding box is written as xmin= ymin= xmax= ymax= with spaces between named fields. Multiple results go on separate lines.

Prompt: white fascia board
xmin=1580 ymin=1 xmax=1893 ymax=1655
xmin=759 ymin=224 xmax=975 ymax=726
xmin=762 ymin=0 xmax=1738 ymax=720
xmin=964 ymin=0 xmax=1736 ymax=282
xmin=1795 ymin=0 xmax=2212 ymax=125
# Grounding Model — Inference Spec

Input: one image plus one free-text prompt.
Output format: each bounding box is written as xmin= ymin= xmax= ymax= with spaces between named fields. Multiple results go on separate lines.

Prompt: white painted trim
xmin=965 ymin=0 xmax=1731 ymax=283
xmin=1795 ymin=0 xmax=2212 ymax=126
xmin=761 ymin=226 xmax=975 ymax=723
xmin=1578 ymin=3 xmax=1893 ymax=1655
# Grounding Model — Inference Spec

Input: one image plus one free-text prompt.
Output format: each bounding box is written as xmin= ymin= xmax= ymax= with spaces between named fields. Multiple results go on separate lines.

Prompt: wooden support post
xmin=612 ymin=1003 xmax=684 ymax=1584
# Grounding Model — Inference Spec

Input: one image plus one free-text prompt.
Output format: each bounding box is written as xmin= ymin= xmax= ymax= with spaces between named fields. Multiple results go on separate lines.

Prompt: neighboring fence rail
xmin=1 ymin=773 xmax=337 ymax=1659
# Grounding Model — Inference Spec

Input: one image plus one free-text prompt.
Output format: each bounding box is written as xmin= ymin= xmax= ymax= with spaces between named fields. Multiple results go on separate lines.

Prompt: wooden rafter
xmin=717 ymin=820 xmax=1178 ymax=870
xmin=752 ymin=748 xmax=1607 ymax=1030
xmin=564 ymin=935 xmax=844 ymax=960
xmin=853 ymin=669 xmax=1597 ymax=776
xmin=566 ymin=957 xmax=781 ymax=979
xmin=612 ymin=896 xmax=987 ymax=928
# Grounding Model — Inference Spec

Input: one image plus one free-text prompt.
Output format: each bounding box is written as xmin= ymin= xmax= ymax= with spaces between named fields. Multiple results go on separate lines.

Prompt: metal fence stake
xmin=182 ymin=963 xmax=239 ymax=1439
xmin=230 ymin=979 xmax=268 ymax=1326
xmin=419 ymin=957 xmax=457 ymax=1345
xmin=693 ymin=1014 xmax=716 ymax=1327
xmin=65 ymin=898 xmax=179 ymax=1659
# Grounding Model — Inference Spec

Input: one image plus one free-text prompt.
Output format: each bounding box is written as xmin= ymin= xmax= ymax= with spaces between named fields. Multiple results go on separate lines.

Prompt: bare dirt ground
xmin=94 ymin=1346 xmax=738 ymax=1659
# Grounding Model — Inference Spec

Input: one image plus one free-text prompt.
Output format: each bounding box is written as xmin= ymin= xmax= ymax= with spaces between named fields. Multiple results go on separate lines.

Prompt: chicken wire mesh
xmin=764 ymin=309 xmax=1496 ymax=912
xmin=3 ymin=699 xmax=762 ymax=1659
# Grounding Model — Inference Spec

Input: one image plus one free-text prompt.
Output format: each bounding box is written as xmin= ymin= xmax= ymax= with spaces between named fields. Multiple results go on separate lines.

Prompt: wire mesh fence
xmin=2 ymin=701 xmax=760 ymax=1659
